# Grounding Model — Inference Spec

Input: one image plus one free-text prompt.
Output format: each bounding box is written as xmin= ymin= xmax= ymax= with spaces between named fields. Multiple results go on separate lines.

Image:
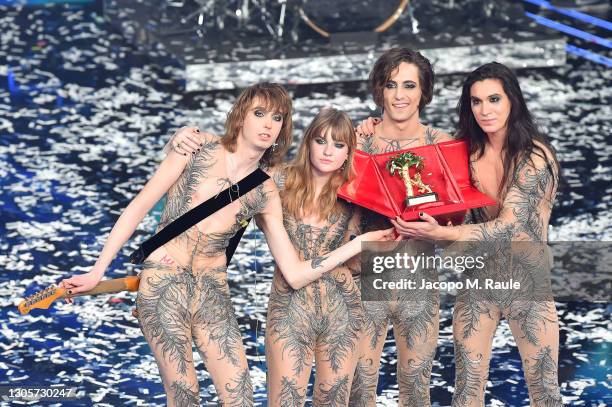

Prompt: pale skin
xmin=357 ymin=62 xmax=452 ymax=153
xmin=59 ymin=99 xmax=394 ymax=406
xmin=348 ymin=61 xmax=453 ymax=407
xmin=60 ymin=105 xmax=393 ymax=295
xmin=165 ymin=126 xmax=208 ymax=156
xmin=266 ymin=127 xmax=392 ymax=406
xmin=390 ymin=78 xmax=539 ymax=241
xmin=391 ymin=79 xmax=562 ymax=407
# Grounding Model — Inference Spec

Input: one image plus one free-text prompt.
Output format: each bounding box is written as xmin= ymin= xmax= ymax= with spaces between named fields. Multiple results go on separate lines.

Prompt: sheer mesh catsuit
xmin=135 ymin=137 xmax=268 ymax=406
xmin=349 ymin=129 xmax=446 ymax=407
xmin=448 ymin=150 xmax=562 ymax=407
xmin=265 ymin=199 xmax=364 ymax=406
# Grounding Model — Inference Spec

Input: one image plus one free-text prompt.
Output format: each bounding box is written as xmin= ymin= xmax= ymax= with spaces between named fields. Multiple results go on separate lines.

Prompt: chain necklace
xmin=216 ymin=152 xmax=240 ymax=201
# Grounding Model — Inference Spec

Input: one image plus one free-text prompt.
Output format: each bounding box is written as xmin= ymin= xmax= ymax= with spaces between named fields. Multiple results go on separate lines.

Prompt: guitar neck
xmin=72 ymin=276 xmax=140 ymax=297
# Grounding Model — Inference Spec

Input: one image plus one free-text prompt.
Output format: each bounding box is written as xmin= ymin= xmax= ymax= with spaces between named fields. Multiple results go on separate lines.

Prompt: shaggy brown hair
xmin=222 ymin=82 xmax=293 ymax=167
xmin=369 ymin=47 xmax=435 ymax=112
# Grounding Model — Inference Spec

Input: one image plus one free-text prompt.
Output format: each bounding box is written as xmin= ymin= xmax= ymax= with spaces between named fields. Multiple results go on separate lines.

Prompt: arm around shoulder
xmin=164 ymin=127 xmax=216 ymax=156
xmin=60 ymin=137 xmax=194 ymax=296
xmin=428 ymin=127 xmax=454 ymax=144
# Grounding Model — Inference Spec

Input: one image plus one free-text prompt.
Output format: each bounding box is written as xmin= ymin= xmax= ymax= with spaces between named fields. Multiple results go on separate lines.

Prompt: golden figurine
xmin=387 ymin=152 xmax=438 ymax=206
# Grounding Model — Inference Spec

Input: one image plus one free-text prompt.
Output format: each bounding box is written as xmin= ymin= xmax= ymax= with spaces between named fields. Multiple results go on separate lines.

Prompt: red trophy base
xmin=339 ymin=140 xmax=497 ymax=224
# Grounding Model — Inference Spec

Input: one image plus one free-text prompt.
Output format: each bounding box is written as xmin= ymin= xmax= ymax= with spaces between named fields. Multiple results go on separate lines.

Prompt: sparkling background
xmin=0 ymin=3 xmax=610 ymax=406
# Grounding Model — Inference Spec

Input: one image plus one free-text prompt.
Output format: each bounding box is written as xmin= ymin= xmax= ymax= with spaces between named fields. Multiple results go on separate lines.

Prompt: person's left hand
xmin=168 ymin=126 xmax=207 ymax=156
xmin=355 ymin=117 xmax=381 ymax=137
xmin=390 ymin=212 xmax=451 ymax=241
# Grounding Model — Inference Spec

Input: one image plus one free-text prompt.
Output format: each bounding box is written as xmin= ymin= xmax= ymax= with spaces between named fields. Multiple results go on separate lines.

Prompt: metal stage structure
xmin=103 ymin=0 xmax=567 ymax=91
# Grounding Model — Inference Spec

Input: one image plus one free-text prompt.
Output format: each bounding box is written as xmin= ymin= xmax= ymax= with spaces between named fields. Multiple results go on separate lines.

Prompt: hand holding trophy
xmin=386 ymin=152 xmax=438 ymax=207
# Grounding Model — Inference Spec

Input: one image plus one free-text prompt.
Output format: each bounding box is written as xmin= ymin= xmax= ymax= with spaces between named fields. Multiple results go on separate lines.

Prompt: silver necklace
xmin=216 ymin=152 xmax=240 ymax=201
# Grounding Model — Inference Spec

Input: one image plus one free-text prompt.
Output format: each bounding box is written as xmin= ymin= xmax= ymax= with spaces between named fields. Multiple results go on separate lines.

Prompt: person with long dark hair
xmin=392 ymin=62 xmax=563 ymax=406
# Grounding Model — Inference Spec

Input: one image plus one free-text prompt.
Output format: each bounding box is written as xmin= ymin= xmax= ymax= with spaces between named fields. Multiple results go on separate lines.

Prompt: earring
xmin=271 ymin=142 xmax=278 ymax=152
xmin=341 ymin=160 xmax=347 ymax=170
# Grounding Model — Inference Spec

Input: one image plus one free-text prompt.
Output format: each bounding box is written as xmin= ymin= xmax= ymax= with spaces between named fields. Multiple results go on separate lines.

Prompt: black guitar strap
xmin=224 ymin=222 xmax=249 ymax=266
xmin=129 ymin=168 xmax=269 ymax=265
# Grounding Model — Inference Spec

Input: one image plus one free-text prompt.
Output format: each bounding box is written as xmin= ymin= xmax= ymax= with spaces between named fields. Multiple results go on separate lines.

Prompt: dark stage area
xmin=103 ymin=0 xmax=567 ymax=90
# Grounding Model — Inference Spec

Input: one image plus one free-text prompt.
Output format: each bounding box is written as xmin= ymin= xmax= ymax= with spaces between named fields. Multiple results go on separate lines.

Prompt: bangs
xmin=254 ymin=89 xmax=290 ymax=116
xmin=328 ymin=115 xmax=356 ymax=146
xmin=330 ymin=120 xmax=355 ymax=144
xmin=283 ymin=106 xmax=356 ymax=223
xmin=303 ymin=107 xmax=355 ymax=149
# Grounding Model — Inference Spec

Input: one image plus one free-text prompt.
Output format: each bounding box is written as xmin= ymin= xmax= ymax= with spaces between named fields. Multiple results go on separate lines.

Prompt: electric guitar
xmin=17 ymin=276 xmax=141 ymax=315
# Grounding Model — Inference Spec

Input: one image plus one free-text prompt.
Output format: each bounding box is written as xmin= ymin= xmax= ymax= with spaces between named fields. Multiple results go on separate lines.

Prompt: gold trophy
xmin=387 ymin=152 xmax=438 ymax=206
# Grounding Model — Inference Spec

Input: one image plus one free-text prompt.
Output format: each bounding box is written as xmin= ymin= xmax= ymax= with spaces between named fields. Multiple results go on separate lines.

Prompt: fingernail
xmin=197 ymin=149 xmax=200 ymax=152
xmin=192 ymin=151 xmax=196 ymax=155
xmin=195 ymin=129 xmax=200 ymax=133
xmin=419 ymin=212 xmax=424 ymax=217
xmin=183 ymin=153 xmax=187 ymax=156
xmin=200 ymin=143 xmax=203 ymax=146
xmin=68 ymin=290 xmax=72 ymax=294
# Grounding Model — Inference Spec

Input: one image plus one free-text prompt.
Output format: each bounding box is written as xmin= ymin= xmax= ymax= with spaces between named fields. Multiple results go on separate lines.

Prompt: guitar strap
xmin=129 ymin=168 xmax=270 ymax=266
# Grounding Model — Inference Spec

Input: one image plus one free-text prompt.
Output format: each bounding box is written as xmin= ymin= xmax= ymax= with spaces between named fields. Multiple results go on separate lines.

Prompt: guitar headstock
xmin=18 ymin=285 xmax=66 ymax=315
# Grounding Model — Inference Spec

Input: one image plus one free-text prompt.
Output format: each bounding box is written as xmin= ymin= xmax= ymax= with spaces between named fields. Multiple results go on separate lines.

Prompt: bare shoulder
xmin=522 ymin=140 xmax=557 ymax=172
xmin=511 ymin=141 xmax=559 ymax=194
xmin=201 ymin=130 xmax=222 ymax=145
xmin=356 ymin=132 xmax=377 ymax=154
xmin=261 ymin=177 xmax=281 ymax=199
xmin=533 ymin=140 xmax=555 ymax=159
xmin=262 ymin=163 xmax=288 ymax=190
xmin=171 ymin=130 xmax=222 ymax=163
xmin=424 ymin=126 xmax=454 ymax=144
xmin=255 ymin=178 xmax=282 ymax=220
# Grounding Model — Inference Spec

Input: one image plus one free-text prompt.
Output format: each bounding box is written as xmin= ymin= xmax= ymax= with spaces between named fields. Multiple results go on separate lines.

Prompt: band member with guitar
xmin=57 ymin=83 xmax=394 ymax=406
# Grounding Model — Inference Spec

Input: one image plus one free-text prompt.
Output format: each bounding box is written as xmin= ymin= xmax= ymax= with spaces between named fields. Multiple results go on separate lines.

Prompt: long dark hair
xmin=456 ymin=62 xmax=559 ymax=197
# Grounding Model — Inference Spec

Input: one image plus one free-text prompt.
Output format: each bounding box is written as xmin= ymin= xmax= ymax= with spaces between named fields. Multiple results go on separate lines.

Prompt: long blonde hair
xmin=281 ymin=108 xmax=356 ymax=222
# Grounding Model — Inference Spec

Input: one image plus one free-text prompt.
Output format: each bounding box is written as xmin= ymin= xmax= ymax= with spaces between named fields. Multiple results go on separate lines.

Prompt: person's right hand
xmin=169 ymin=126 xmax=208 ymax=156
xmin=360 ymin=227 xmax=400 ymax=243
xmin=59 ymin=271 xmax=103 ymax=304
xmin=355 ymin=117 xmax=382 ymax=137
